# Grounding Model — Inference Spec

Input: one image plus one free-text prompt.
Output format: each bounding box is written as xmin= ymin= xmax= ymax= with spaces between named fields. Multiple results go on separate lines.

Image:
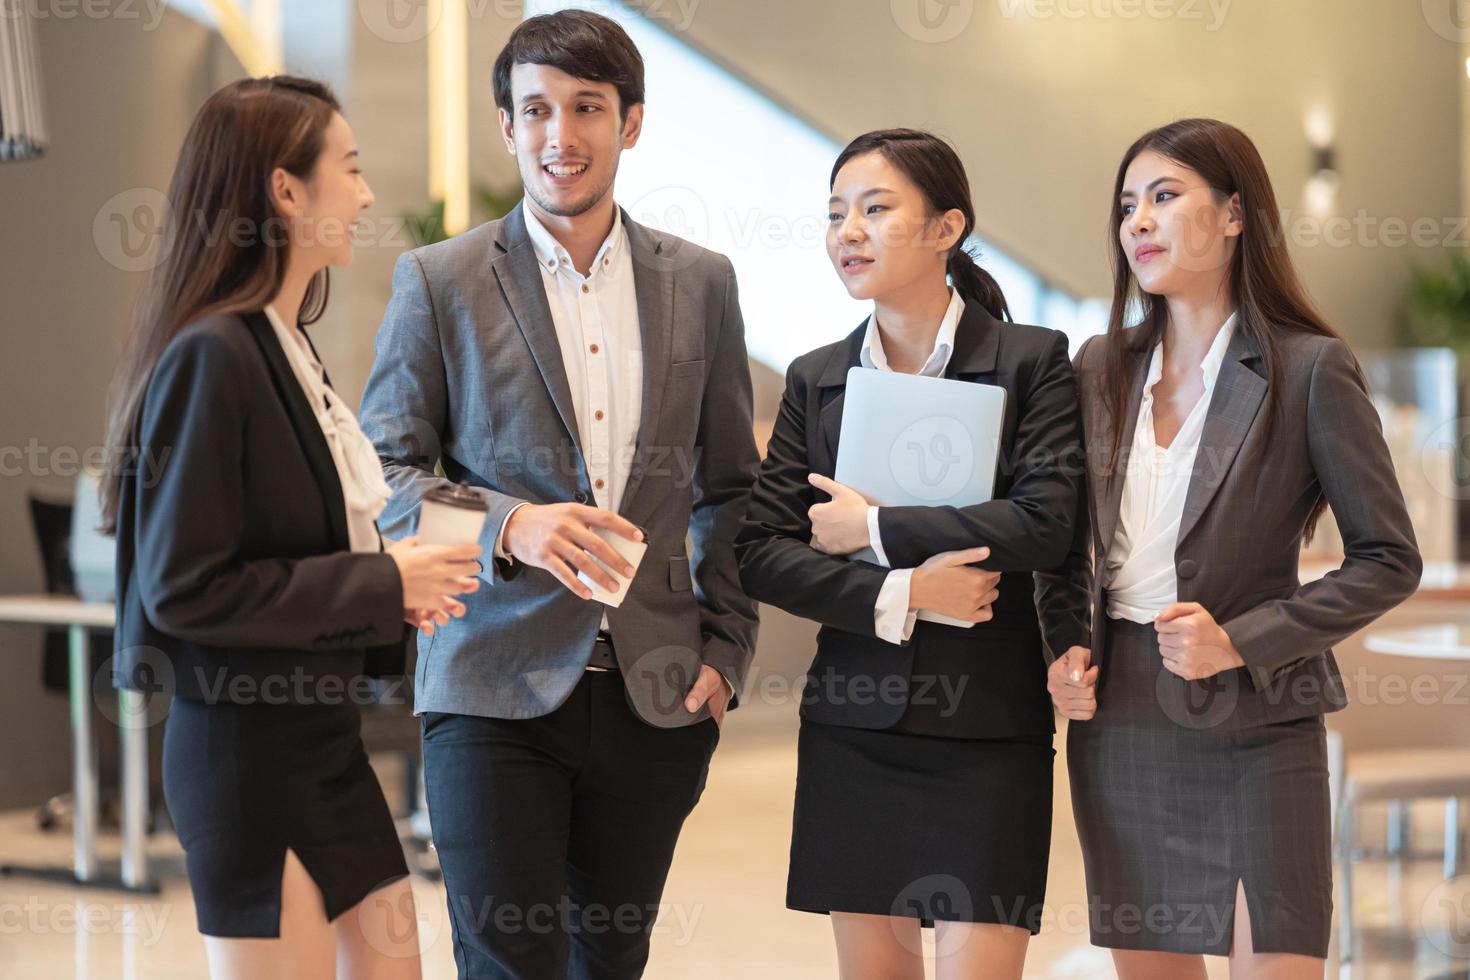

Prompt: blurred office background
xmin=1 ymin=0 xmax=1469 ymax=976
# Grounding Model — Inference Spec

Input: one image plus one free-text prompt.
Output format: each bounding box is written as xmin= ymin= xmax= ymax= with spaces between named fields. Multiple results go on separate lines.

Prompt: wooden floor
xmin=0 ymin=701 xmax=1463 ymax=978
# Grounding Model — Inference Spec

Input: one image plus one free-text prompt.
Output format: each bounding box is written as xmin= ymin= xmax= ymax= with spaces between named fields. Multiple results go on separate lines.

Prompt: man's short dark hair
xmin=492 ymin=10 xmax=645 ymax=120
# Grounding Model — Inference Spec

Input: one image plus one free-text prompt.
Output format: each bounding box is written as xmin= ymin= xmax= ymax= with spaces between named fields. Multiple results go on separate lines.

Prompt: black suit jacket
xmin=114 ymin=311 xmax=411 ymax=704
xmin=734 ymin=300 xmax=1083 ymax=738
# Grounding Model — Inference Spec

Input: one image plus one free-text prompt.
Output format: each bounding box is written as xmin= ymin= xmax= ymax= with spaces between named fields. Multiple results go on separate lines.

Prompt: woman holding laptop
xmin=101 ymin=76 xmax=480 ymax=978
xmin=735 ymin=128 xmax=1084 ymax=979
xmin=1038 ymin=118 xmax=1421 ymax=978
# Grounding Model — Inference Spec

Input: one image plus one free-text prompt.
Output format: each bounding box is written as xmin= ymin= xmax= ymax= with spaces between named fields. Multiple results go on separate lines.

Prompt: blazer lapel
xmin=490 ymin=203 xmax=586 ymax=462
xmin=815 ymin=323 xmax=866 ymax=472
xmin=1176 ymin=328 xmax=1266 ymax=546
xmin=618 ymin=213 xmax=674 ymax=512
xmin=943 ymin=301 xmax=1001 ymax=379
xmin=1093 ymin=344 xmax=1149 ymax=560
xmin=241 ymin=312 xmax=351 ymax=551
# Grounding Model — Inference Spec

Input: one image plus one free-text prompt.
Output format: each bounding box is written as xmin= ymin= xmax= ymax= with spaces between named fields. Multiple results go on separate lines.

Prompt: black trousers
xmin=422 ymin=668 xmax=721 ymax=979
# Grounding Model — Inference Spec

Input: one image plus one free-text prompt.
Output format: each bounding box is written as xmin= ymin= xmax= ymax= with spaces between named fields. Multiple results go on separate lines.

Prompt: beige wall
xmin=647 ymin=0 xmax=1464 ymax=348
xmin=313 ymin=3 xmax=525 ymax=408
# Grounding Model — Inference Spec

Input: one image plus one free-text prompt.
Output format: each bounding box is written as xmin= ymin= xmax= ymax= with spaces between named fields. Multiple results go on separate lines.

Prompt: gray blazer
xmin=359 ymin=202 xmax=760 ymax=728
xmin=1036 ymin=323 xmax=1422 ymax=729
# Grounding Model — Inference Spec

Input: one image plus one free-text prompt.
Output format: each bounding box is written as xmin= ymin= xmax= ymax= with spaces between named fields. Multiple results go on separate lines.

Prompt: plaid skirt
xmin=1068 ymin=616 xmax=1333 ymax=957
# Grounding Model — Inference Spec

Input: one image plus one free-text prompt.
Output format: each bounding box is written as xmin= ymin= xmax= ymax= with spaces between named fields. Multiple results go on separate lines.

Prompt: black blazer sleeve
xmin=875 ymin=329 xmax=1083 ymax=573
xmin=1033 ymin=470 xmax=1093 ymax=662
xmin=734 ymin=360 xmax=892 ymax=638
xmin=1033 ymin=336 xmax=1096 ymax=662
xmin=133 ymin=328 xmax=406 ymax=650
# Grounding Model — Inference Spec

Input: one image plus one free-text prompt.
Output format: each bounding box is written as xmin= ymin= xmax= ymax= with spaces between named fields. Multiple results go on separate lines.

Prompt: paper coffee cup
xmin=576 ymin=525 xmax=648 ymax=608
xmin=418 ymin=482 xmax=489 ymax=547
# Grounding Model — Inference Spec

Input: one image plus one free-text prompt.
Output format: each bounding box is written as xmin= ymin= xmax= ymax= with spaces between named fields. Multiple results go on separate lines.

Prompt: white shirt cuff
xmin=494 ymin=502 xmax=529 ymax=562
xmin=874 ymin=568 xmax=918 ymax=645
xmin=867 ymin=506 xmax=890 ymax=567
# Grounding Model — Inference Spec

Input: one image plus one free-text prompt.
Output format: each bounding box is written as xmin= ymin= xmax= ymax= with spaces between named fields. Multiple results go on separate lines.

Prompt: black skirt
xmin=786 ymin=718 xmax=1054 ymax=932
xmin=163 ymin=696 xmax=409 ymax=938
xmin=1068 ymin=616 xmax=1333 ymax=957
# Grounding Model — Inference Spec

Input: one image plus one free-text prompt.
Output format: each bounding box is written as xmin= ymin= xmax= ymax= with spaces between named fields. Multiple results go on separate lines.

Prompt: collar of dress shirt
xmin=522 ymin=201 xmax=625 ymax=276
xmin=859 ymin=287 xmax=964 ymax=376
xmin=263 ymin=303 xmax=320 ymax=372
xmin=1142 ymin=310 xmax=1239 ymax=396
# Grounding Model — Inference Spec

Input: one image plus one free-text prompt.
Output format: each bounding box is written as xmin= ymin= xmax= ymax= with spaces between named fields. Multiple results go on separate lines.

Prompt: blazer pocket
xmin=671 ymin=327 xmax=706 ymax=364
xmin=659 ymin=361 xmax=707 ymax=444
xmin=668 ymin=555 xmax=693 ymax=592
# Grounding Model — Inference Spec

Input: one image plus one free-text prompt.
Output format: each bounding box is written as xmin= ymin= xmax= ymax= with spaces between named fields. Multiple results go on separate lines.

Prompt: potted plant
xmin=406 ymin=185 xmax=523 ymax=247
xmin=1394 ymin=252 xmax=1470 ymax=561
xmin=1396 ymin=251 xmax=1470 ymax=367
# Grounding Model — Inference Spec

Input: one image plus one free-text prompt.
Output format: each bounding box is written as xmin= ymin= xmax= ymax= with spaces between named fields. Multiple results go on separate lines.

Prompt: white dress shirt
xmin=858 ymin=287 xmax=965 ymax=645
xmin=263 ymin=303 xmax=390 ymax=554
xmin=496 ymin=204 xmax=641 ymax=635
xmin=496 ymin=207 xmax=734 ymax=697
xmin=1103 ymin=313 xmax=1238 ymax=623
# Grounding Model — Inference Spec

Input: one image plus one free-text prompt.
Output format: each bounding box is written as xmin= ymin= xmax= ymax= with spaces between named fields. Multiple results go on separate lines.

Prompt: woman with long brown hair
xmin=1038 ymin=118 xmax=1421 ymax=978
xmin=102 ymin=76 xmax=480 ymax=978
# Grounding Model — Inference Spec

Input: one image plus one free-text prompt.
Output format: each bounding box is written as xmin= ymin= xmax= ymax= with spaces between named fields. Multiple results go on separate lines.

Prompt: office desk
xmin=0 ymin=595 xmax=156 ymax=893
xmin=1364 ymin=623 xmax=1470 ymax=660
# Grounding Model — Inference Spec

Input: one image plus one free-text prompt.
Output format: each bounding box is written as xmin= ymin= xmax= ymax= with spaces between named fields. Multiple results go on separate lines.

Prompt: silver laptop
xmin=834 ymin=366 xmax=1007 ymax=626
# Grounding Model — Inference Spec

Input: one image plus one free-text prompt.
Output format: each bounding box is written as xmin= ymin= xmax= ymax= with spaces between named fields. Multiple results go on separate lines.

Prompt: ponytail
xmin=947 ymin=247 xmax=1010 ymax=322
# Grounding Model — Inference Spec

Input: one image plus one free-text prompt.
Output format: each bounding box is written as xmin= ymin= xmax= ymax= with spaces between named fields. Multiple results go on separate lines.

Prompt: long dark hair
xmin=830 ymin=128 xmax=1010 ymax=322
xmin=100 ymin=75 xmax=341 ymax=534
xmin=1103 ymin=117 xmax=1350 ymax=539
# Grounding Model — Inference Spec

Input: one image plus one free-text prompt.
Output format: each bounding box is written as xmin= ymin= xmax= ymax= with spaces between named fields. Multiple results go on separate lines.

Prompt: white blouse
xmin=1102 ymin=313 xmax=1237 ymax=623
xmin=263 ymin=304 xmax=391 ymax=554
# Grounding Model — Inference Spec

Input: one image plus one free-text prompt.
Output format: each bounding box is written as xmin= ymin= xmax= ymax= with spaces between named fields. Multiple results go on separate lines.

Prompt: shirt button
xmin=589 ymin=344 xmax=599 ymax=354
xmin=581 ymin=284 xmax=590 ymax=294
xmin=594 ymin=410 xmax=605 ymax=421
xmin=594 ymin=478 xmax=605 ymax=490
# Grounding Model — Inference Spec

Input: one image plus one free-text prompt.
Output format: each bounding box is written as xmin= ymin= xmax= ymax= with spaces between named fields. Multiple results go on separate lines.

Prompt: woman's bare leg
xmin=932 ymin=920 xmax=1029 ymax=980
xmin=1228 ymin=880 xmax=1325 ymax=980
xmin=1111 ymin=949 xmax=1209 ymax=980
xmin=830 ymin=911 xmax=925 ymax=980
xmin=201 ymin=848 xmax=335 ymax=980
xmin=335 ymin=875 xmax=423 ymax=979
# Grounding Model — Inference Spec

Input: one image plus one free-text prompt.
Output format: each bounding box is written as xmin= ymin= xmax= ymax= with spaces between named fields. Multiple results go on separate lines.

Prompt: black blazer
xmin=114 ymin=311 xmax=411 ymax=704
xmin=734 ymin=300 xmax=1083 ymax=738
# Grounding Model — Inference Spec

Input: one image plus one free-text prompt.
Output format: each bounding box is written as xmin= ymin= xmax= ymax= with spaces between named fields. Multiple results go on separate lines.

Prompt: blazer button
xmin=574 ymin=489 xmax=590 ymax=504
xmin=1177 ymin=559 xmax=1199 ymax=579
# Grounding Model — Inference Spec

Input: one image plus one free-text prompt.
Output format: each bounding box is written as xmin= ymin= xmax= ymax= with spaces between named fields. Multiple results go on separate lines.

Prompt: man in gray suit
xmin=358 ymin=11 xmax=759 ymax=978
